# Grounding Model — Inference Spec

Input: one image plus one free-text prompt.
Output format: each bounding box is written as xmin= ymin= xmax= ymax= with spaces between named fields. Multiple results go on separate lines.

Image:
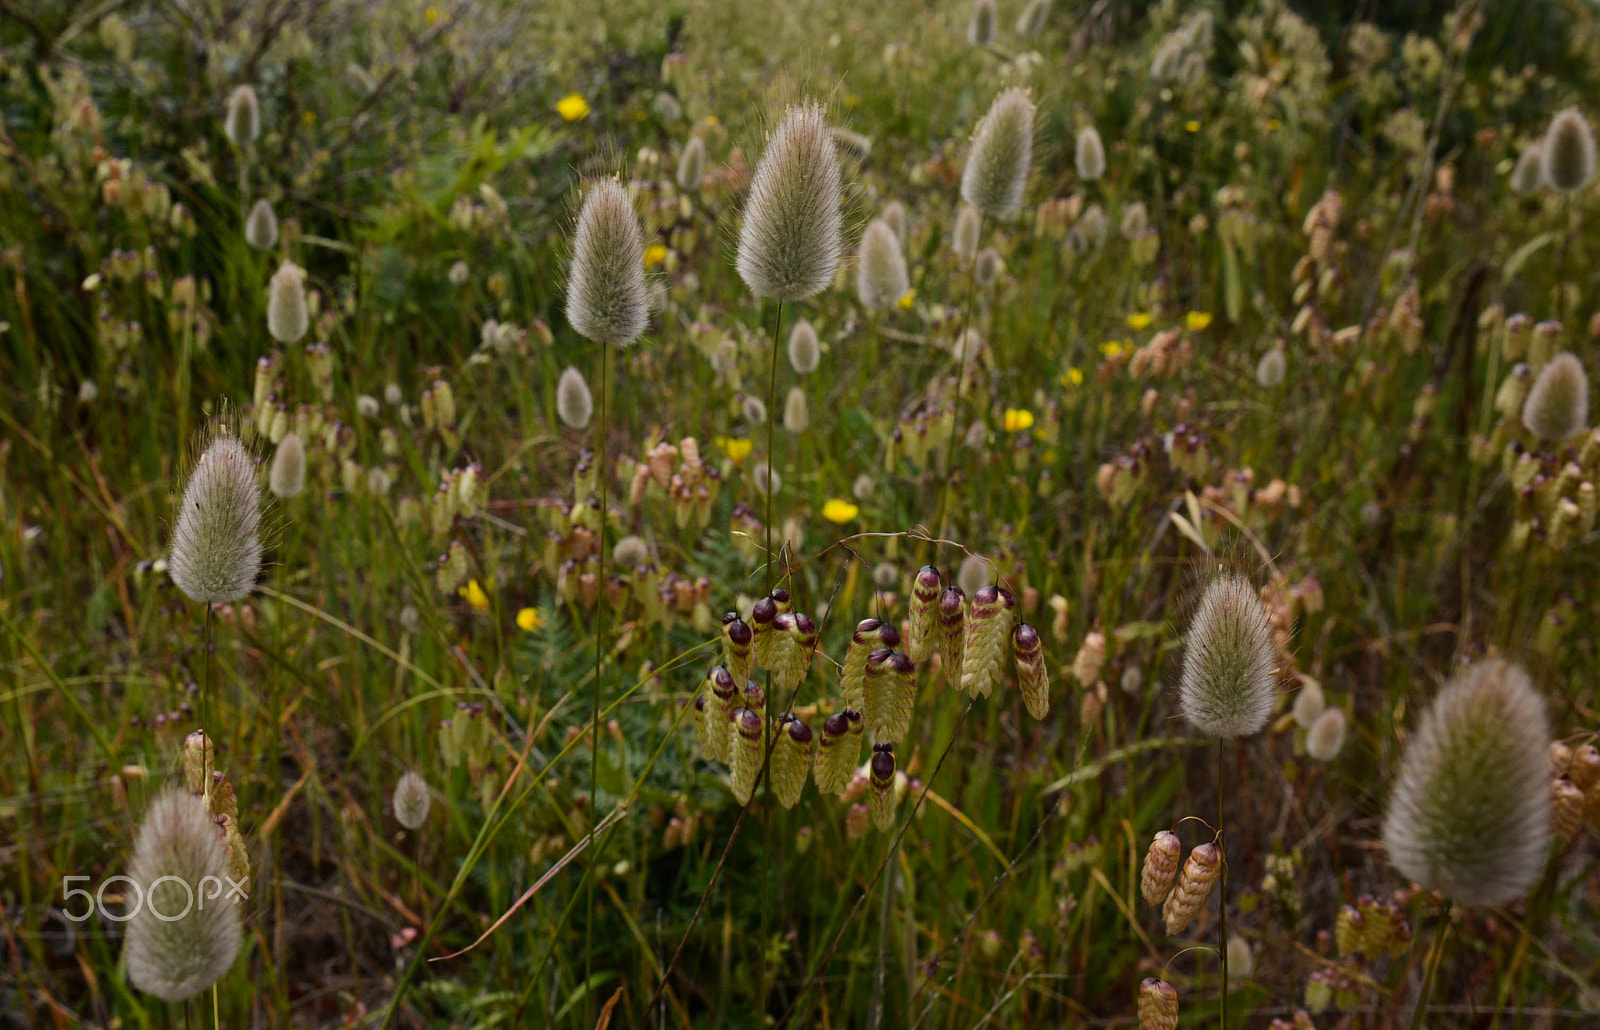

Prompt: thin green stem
xmin=1217 ymin=742 xmax=1228 ymax=1030
xmin=203 ymin=602 xmax=213 ymax=802
xmin=934 ymin=216 xmax=983 ymax=545
xmin=1409 ymin=909 xmax=1455 ymax=1030
xmin=765 ymin=301 xmax=784 ymax=595
xmin=759 ymin=298 xmax=784 ymax=1013
xmin=585 ymin=338 xmax=611 ymax=1025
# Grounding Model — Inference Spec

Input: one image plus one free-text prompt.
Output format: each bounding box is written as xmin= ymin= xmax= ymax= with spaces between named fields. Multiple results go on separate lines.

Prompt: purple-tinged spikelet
xmin=857 ymin=218 xmax=909 ymax=310
xmin=556 ymin=366 xmax=594 ymax=429
xmin=1551 ymin=778 xmax=1584 ymax=841
xmin=124 ymin=789 xmax=242 ymax=1002
xmin=1522 ymin=351 xmax=1588 ymax=441
xmin=960 ymin=586 xmax=1014 ymax=699
xmin=1541 ymin=108 xmax=1596 ymax=193
xmin=245 ymin=198 xmax=278 ymax=250
xmin=224 ymin=85 xmax=260 ymax=147
xmin=1012 ymin=623 xmax=1050 ymax=720
xmin=705 ymin=665 xmax=739 ymax=763
xmin=750 ymin=595 xmax=781 ymax=671
xmin=1382 ymin=659 xmax=1551 ymax=907
xmin=268 ymin=432 xmax=306 ymax=499
xmin=1178 ymin=572 xmax=1277 ymax=738
xmin=1075 ymin=126 xmax=1106 ymax=181
xmin=869 ymin=743 xmax=897 ymax=830
xmin=736 ymin=102 xmax=843 ymax=302
xmin=1140 ymin=830 xmax=1181 ymax=905
xmin=863 ymin=648 xmax=916 ymax=743
xmin=392 ymin=770 xmax=431 ymax=829
xmin=169 ymin=433 xmax=264 ymax=605
xmin=771 ymin=715 xmax=814 ymax=808
xmin=1162 ymin=841 xmax=1221 ymax=935
xmin=960 ymin=88 xmax=1034 ymax=219
xmin=774 ymin=612 xmax=817 ymax=694
xmin=729 ymin=707 xmax=764 ymax=804
xmin=720 ymin=613 xmax=753 ymax=688
xmin=938 ymin=587 xmax=967 ymax=683
xmin=907 ymin=566 xmax=942 ymax=663
xmin=567 ymin=179 xmax=648 ymax=347
xmin=841 ymin=618 xmax=900 ymax=710
xmin=1138 ymin=978 xmax=1178 ymax=1030
xmin=266 ymin=261 xmax=309 ymax=344
xmin=788 ymin=319 xmax=821 ymax=373
xmin=814 ymin=709 xmax=862 ymax=795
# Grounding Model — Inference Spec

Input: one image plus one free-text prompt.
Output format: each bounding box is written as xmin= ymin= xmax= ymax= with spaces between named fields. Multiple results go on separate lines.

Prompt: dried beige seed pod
xmin=704 ymin=665 xmax=739 ymax=764
xmin=938 ymin=587 xmax=967 ymax=682
xmin=770 ymin=715 xmax=814 ymax=808
xmin=906 ymin=566 xmax=942 ymax=664
xmin=1013 ymin=623 xmax=1050 ymax=720
xmin=729 ymin=706 xmax=764 ymax=804
xmin=814 ymin=709 xmax=863 ymax=796
xmin=392 ymin=770 xmax=431 ymax=829
xmin=856 ymin=218 xmax=909 ymax=310
xmin=863 ymin=648 xmax=916 ymax=743
xmin=1162 ymin=841 xmax=1221 ymax=935
xmin=736 ymin=102 xmax=843 ymax=302
xmin=556 ymin=366 xmax=594 ymax=429
xmin=961 ymin=88 xmax=1034 ymax=219
xmin=960 ymin=586 xmax=1014 ymax=699
xmin=1137 ymin=978 xmax=1178 ymax=1030
xmin=720 ymin=613 xmax=754 ymax=688
xmin=169 ymin=433 xmax=265 ymax=605
xmin=1140 ymin=830 xmax=1181 ymax=906
xmin=869 ymin=743 xmax=897 ymax=830
xmin=567 ymin=179 xmax=648 ymax=347
xmin=266 ymin=261 xmax=309 ymax=344
xmin=1542 ymin=107 xmax=1596 ymax=193
xmin=841 ymin=618 xmax=900 ymax=711
xmin=1178 ymin=572 xmax=1277 ymax=738
xmin=245 ymin=198 xmax=278 ymax=250
xmin=224 ymin=85 xmax=260 ymax=147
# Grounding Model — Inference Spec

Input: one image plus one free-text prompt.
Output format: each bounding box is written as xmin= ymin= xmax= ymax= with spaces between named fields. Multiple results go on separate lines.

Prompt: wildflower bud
xmin=1306 ymin=707 xmax=1347 ymax=761
xmin=869 ymin=743 xmax=897 ymax=830
xmin=703 ymin=665 xmax=738 ymax=764
xmin=841 ymin=618 xmax=900 ymax=710
xmin=783 ymin=386 xmax=809 ymax=433
xmin=1511 ymin=144 xmax=1545 ymax=193
xmin=1522 ymin=352 xmax=1589 ymax=441
xmin=729 ymin=707 xmax=765 ymax=804
xmin=938 ymin=587 xmax=967 ymax=682
xmin=736 ymin=102 xmax=843 ymax=301
xmin=1013 ymin=623 xmax=1050 ymax=719
xmin=169 ymin=434 xmax=265 ymax=605
xmin=223 ymin=85 xmax=259 ymax=147
xmin=266 ymin=261 xmax=309 ymax=344
xmin=967 ymin=0 xmax=997 ymax=46
xmin=1335 ymin=904 xmax=1362 ymax=956
xmin=863 ymin=648 xmax=916 ymax=743
xmin=952 ymin=204 xmax=981 ymax=260
xmin=881 ymin=199 xmax=907 ymax=242
xmin=392 ymin=770 xmax=431 ymax=829
xmin=814 ymin=709 xmax=863 ymax=796
xmin=961 ymin=586 xmax=1015 ymax=699
xmin=788 ymin=318 xmax=821 ymax=373
xmin=770 ymin=715 xmax=814 ymax=808
xmin=567 ymin=179 xmax=648 ymax=347
xmin=1075 ymin=126 xmax=1106 ymax=181
xmin=720 ymin=613 xmax=753 ymax=688
xmin=676 ymin=136 xmax=705 ymax=192
xmin=961 ymin=88 xmax=1034 ymax=219
xmin=1140 ymin=830 xmax=1181 ymax=905
xmin=1541 ymin=108 xmax=1596 ymax=193
xmin=857 ymin=218 xmax=909 ymax=310
xmin=1551 ymin=778 xmax=1584 ymax=840
xmin=1382 ymin=659 xmax=1551 ymax=907
xmin=245 ymin=199 xmax=278 ymax=250
xmin=556 ymin=366 xmax=594 ymax=429
xmin=124 ymin=789 xmax=242 ymax=1001
xmin=269 ymin=432 xmax=306 ymax=499
xmin=1137 ymin=978 xmax=1178 ymax=1030
xmin=1162 ymin=841 xmax=1221 ymax=935
xmin=1178 ymin=572 xmax=1277 ymax=738
xmin=907 ymin=566 xmax=942 ymax=663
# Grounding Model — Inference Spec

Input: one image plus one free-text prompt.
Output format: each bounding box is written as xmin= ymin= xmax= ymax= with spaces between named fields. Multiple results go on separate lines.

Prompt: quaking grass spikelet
xmin=693 ymin=695 xmax=715 ymax=759
xmin=704 ymin=665 xmax=739 ymax=763
xmin=750 ymin=595 xmax=781 ymax=671
xmin=770 ymin=715 xmax=814 ymax=808
xmin=1012 ymin=622 xmax=1050 ymax=720
xmin=1381 ymin=659 xmax=1551 ymax=907
xmin=1140 ymin=830 xmax=1181 ymax=905
xmin=907 ymin=566 xmax=941 ymax=663
xmin=392 ymin=770 xmax=431 ymax=830
xmin=960 ymin=88 xmax=1034 ymax=220
xmin=719 ymin=613 xmax=753 ymax=688
xmin=1162 ymin=841 xmax=1221 ymax=935
xmin=1178 ymin=572 xmax=1277 ymax=738
xmin=1335 ymin=904 xmax=1362 ymax=957
xmin=1551 ymin=778 xmax=1584 ymax=840
xmin=938 ymin=586 xmax=967 ymax=683
xmin=960 ymin=585 xmax=1014 ymax=699
xmin=773 ymin=612 xmax=817 ymax=694
xmin=814 ymin=709 xmax=863 ymax=796
xmin=169 ymin=431 xmax=265 ymax=605
xmin=1137 ymin=978 xmax=1179 ymax=1030
xmin=869 ymin=743 xmax=897 ymax=830
xmin=729 ymin=707 xmax=764 ymax=804
xmin=841 ymin=618 xmax=900 ymax=710
xmin=862 ymin=648 xmax=916 ymax=743
xmin=736 ymin=102 xmax=843 ymax=302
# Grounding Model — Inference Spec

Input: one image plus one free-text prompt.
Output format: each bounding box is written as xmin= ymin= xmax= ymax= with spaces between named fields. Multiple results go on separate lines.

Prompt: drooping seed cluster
xmin=1548 ymin=738 xmax=1600 ymax=842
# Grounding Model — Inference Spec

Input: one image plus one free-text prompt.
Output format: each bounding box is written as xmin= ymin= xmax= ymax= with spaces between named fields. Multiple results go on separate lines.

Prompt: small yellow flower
xmin=1098 ymin=340 xmax=1127 ymax=357
xmin=459 ymin=579 xmax=490 ymax=611
xmin=1003 ymin=408 xmax=1035 ymax=432
xmin=1063 ymin=367 xmax=1084 ymax=387
xmin=425 ymin=6 xmax=439 ymax=26
xmin=844 ymin=94 xmax=862 ymax=109
xmin=1184 ymin=119 xmax=1200 ymax=133
xmin=895 ymin=288 xmax=916 ymax=310
xmin=644 ymin=244 xmax=669 ymax=268
xmin=822 ymin=499 xmax=860 ymax=523
xmin=1266 ymin=119 xmax=1282 ymax=132
xmin=1125 ymin=313 xmax=1152 ymax=330
xmin=1185 ymin=311 xmax=1213 ymax=332
xmin=302 ymin=110 xmax=317 ymax=128
xmin=705 ymin=115 xmax=719 ymax=127
xmin=715 ymin=436 xmax=753 ymax=464
xmin=557 ymin=94 xmax=591 ymax=122
xmin=516 ymin=607 xmax=543 ymax=632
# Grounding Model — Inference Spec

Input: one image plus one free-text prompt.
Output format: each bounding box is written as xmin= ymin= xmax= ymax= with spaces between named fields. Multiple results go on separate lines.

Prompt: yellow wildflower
xmin=557 ymin=94 xmax=591 ymax=122
xmin=1003 ymin=408 xmax=1035 ymax=432
xmin=1185 ymin=120 xmax=1200 ymax=133
xmin=516 ymin=607 xmax=543 ymax=632
xmin=1266 ymin=119 xmax=1282 ymax=132
xmin=1099 ymin=340 xmax=1127 ymax=357
xmin=459 ymin=579 xmax=490 ymax=610
xmin=715 ymin=436 xmax=753 ymax=464
xmin=425 ymin=6 xmax=439 ymax=26
xmin=644 ymin=244 xmax=669 ymax=268
xmin=822 ymin=499 xmax=860 ymax=523
xmin=1125 ymin=313 xmax=1152 ymax=330
xmin=1185 ymin=311 xmax=1213 ymax=332
xmin=896 ymin=288 xmax=916 ymax=310
xmin=1063 ymin=367 xmax=1084 ymax=387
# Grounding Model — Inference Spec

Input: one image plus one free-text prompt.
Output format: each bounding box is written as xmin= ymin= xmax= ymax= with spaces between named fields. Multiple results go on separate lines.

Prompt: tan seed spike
xmin=863 ymin=649 xmax=916 ymax=743
xmin=1334 ymin=904 xmax=1363 ymax=957
xmin=1357 ymin=895 xmax=1394 ymax=959
xmin=1139 ymin=830 xmax=1181 ymax=906
xmin=750 ymin=595 xmax=782 ymax=671
xmin=841 ymin=618 xmax=901 ymax=711
xmin=1137 ymin=978 xmax=1178 ymax=1030
xmin=1570 ymin=744 xmax=1600 ymax=792
xmin=907 ymin=566 xmax=942 ymax=663
xmin=814 ymin=710 xmax=862 ymax=796
xmin=693 ymin=695 xmax=714 ymax=759
xmin=705 ymin=666 xmax=739 ymax=764
xmin=960 ymin=586 xmax=1014 ymax=699
xmin=769 ymin=613 xmax=811 ymax=694
xmin=869 ymin=744 xmax=897 ymax=831
xmin=1551 ymin=778 xmax=1584 ymax=840
xmin=1012 ymin=622 xmax=1050 ymax=720
xmin=1162 ymin=841 xmax=1221 ymax=935
xmin=729 ymin=707 xmax=764 ymax=804
xmin=770 ymin=716 xmax=814 ymax=808
xmin=720 ymin=613 xmax=753 ymax=689
xmin=938 ymin=587 xmax=967 ymax=684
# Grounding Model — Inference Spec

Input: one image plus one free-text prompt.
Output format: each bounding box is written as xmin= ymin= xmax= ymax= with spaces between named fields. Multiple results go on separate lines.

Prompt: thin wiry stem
xmin=203 ymin=602 xmax=213 ymax=802
xmin=759 ymin=299 xmax=783 ymax=1010
xmin=585 ymin=338 xmax=610 ymax=1024
xmin=1408 ymin=909 xmax=1455 ymax=1030
xmin=934 ymin=215 xmax=983 ymax=545
xmin=1218 ymin=741 xmax=1229 ymax=1029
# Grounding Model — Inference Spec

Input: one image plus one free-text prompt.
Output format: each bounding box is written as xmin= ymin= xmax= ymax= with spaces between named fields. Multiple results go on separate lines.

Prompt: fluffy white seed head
xmin=856 ymin=218 xmax=909 ymax=310
xmin=1256 ymin=348 xmax=1287 ymax=388
xmin=1016 ymin=0 xmax=1052 ymax=37
xmin=123 ymin=789 xmax=242 ymax=1002
xmin=961 ymin=88 xmax=1034 ymax=219
xmin=1075 ymin=126 xmax=1106 ymax=181
xmin=1178 ymin=572 xmax=1278 ymax=738
xmin=736 ymin=102 xmax=843 ymax=302
xmin=974 ymin=247 xmax=1002 ymax=286
xmin=567 ymin=179 xmax=648 ymax=346
xmin=1120 ymin=201 xmax=1149 ymax=238
xmin=968 ymin=0 xmax=997 ymax=46
xmin=752 ymin=462 xmax=781 ymax=496
xmin=1226 ymin=935 xmax=1254 ymax=980
xmin=1522 ymin=351 xmax=1588 ymax=441
xmin=613 ymin=535 xmax=650 ymax=568
xmin=1291 ymin=678 xmax=1324 ymax=729
xmin=269 ymin=432 xmax=306 ymax=499
xmin=1382 ymin=660 xmax=1551 ymax=908
xmin=224 ymin=85 xmax=260 ymax=147
xmin=266 ymin=262 xmax=309 ymax=344
xmin=1541 ymin=108 xmax=1596 ymax=193
xmin=783 ymin=386 xmax=809 ymax=433
xmin=392 ymin=771 xmax=431 ymax=829
xmin=169 ymin=434 xmax=265 ymax=605
xmin=956 ymin=553 xmax=989 ymax=598
xmin=245 ymin=199 xmax=278 ymax=250
xmin=743 ymin=394 xmax=767 ymax=425
xmin=880 ymin=200 xmax=907 ymax=242
xmin=1306 ymin=707 xmax=1347 ymax=761
xmin=1511 ymin=144 xmax=1545 ymax=193
xmin=676 ymin=136 xmax=706 ymax=193
xmin=788 ymin=319 xmax=821 ymax=373
xmin=556 ymin=365 xmax=594 ymax=429
xmin=952 ymin=204 xmax=981 ymax=260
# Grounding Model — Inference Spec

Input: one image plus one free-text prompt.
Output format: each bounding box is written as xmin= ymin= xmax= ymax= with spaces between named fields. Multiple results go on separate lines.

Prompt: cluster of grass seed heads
xmin=224 ymin=84 xmax=259 ymax=148
xmin=1137 ymin=978 xmax=1179 ymax=1030
xmin=245 ymin=198 xmax=278 ymax=250
xmin=1178 ymin=572 xmax=1278 ymax=738
xmin=787 ymin=319 xmax=821 ymax=373
xmin=567 ymin=179 xmax=648 ymax=346
xmin=1382 ymin=659 xmax=1551 ymax=907
xmin=735 ymin=102 xmax=843 ymax=302
xmin=124 ymin=789 xmax=242 ymax=1002
xmin=841 ymin=618 xmax=899 ymax=710
xmin=556 ymin=366 xmax=595 ymax=429
xmin=1541 ymin=108 xmax=1596 ymax=193
xmin=392 ymin=770 xmax=431 ymax=829
xmin=1075 ymin=126 xmax=1106 ymax=181
xmin=169 ymin=433 xmax=265 ymax=605
xmin=1522 ymin=352 xmax=1588 ymax=441
xmin=960 ymin=88 xmax=1034 ymax=220
xmin=1163 ymin=841 xmax=1222 ymax=935
xmin=857 ymin=218 xmax=910 ymax=310
xmin=266 ymin=261 xmax=309 ymax=344
xmin=268 ymin=432 xmax=306 ymax=499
